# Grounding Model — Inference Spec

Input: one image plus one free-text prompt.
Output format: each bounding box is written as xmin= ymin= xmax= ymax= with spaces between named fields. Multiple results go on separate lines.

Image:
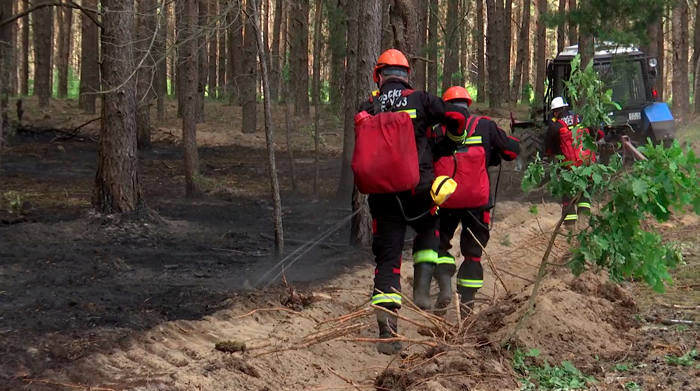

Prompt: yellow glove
xmin=431 ymin=176 xmax=457 ymax=206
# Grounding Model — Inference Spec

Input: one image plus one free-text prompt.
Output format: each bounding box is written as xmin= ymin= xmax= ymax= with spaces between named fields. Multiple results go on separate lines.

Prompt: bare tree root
xmin=328 ymin=367 xmax=365 ymax=391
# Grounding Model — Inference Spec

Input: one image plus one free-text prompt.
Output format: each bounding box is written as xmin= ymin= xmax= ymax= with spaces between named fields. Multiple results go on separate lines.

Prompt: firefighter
xmin=430 ymin=86 xmax=521 ymax=316
xmin=357 ymin=49 xmax=467 ymax=355
xmin=546 ymin=96 xmax=600 ymax=229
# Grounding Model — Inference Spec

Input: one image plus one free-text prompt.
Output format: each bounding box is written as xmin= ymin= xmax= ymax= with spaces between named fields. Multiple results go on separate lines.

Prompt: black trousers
xmin=437 ymin=208 xmax=490 ymax=292
xmin=368 ymin=191 xmax=439 ymax=310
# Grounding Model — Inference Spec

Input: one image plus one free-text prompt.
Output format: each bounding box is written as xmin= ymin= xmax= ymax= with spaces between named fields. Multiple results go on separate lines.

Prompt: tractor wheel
xmin=513 ymin=127 xmax=545 ymax=172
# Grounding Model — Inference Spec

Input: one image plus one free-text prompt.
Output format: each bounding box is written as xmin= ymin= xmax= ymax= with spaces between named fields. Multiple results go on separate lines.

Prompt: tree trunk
xmin=208 ymin=0 xmax=218 ymax=99
xmin=389 ymin=0 xmax=419 ymax=74
xmin=156 ymin=0 xmax=168 ymax=120
xmin=459 ymin=0 xmax=468 ymax=86
xmin=659 ymin=11 xmax=666 ymax=100
xmin=136 ymin=0 xmax=157 ymax=151
xmin=381 ymin=0 xmax=392 ymax=51
xmin=242 ymin=0 xmax=258 ymax=133
xmin=694 ymin=0 xmax=700 ymax=112
xmin=534 ymin=0 xmax=546 ymax=106
xmin=512 ymin=0 xmax=531 ymax=103
xmin=251 ymin=0 xmax=284 ymax=257
xmin=427 ymin=0 xmax=438 ymax=94
xmin=328 ymin=0 xmax=346 ymax=108
xmin=337 ymin=0 xmax=358 ymax=199
xmin=312 ymin=0 xmax=323 ymax=196
xmin=485 ymin=0 xmax=501 ymax=108
xmin=279 ymin=0 xmax=287 ymax=98
xmin=502 ymin=0 xmax=512 ymax=102
xmin=180 ymin=0 xmax=201 ymax=197
xmin=94 ymin=0 xmax=141 ymax=213
xmin=672 ymin=0 xmax=689 ymax=119
xmin=442 ymin=0 xmax=459 ymax=93
xmin=0 ymin=0 xmax=12 ymax=97
xmin=283 ymin=81 xmax=297 ymax=191
xmin=291 ymin=0 xmax=309 ymax=116
xmin=557 ymin=0 xmax=565 ymax=53
xmin=57 ymin=7 xmax=72 ymax=98
xmin=33 ymin=0 xmax=53 ymax=107
xmin=351 ymin=0 xmax=380 ymax=249
xmin=475 ymin=0 xmax=485 ymax=102
xmin=567 ymin=0 xmax=576 ymax=45
xmin=79 ymin=0 xmax=99 ymax=113
xmin=196 ymin=0 xmax=208 ymax=122
xmin=270 ymin=0 xmax=283 ymax=102
xmin=228 ymin=0 xmax=244 ymax=105
xmin=218 ymin=0 xmax=227 ymax=97
xmin=20 ymin=0 xmax=29 ymax=96
xmin=413 ymin=0 xmax=428 ymax=91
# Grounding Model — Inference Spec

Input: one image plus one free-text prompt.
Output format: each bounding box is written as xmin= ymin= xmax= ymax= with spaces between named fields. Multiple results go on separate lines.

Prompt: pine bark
xmin=33 ymin=0 xmax=53 ymax=107
xmin=389 ymin=0 xmax=418 ymax=73
xmin=270 ymin=0 xmax=283 ymax=102
xmin=672 ymin=0 xmax=689 ymax=119
xmin=196 ymin=0 xmax=208 ymax=122
xmin=693 ymin=0 xmax=700 ymax=112
xmin=20 ymin=0 xmax=29 ymax=96
xmin=0 ymin=0 xmax=12 ymax=96
xmin=485 ymin=0 xmax=501 ymax=107
xmin=156 ymin=0 xmax=168 ymax=120
xmin=180 ymin=0 xmax=201 ymax=197
xmin=328 ymin=0 xmax=346 ymax=107
xmin=567 ymin=0 xmax=576 ymax=45
xmin=413 ymin=0 xmax=428 ymax=91
xmin=427 ymin=0 xmax=438 ymax=94
xmin=312 ymin=0 xmax=323 ymax=196
xmin=442 ymin=0 xmax=459 ymax=93
xmin=208 ymin=0 xmax=218 ymax=98
xmin=512 ymin=0 xmax=531 ymax=103
xmin=80 ymin=0 xmax=99 ymax=113
xmin=242 ymin=0 xmax=258 ymax=133
xmin=57 ymin=7 xmax=72 ymax=98
xmin=557 ymin=0 xmax=565 ymax=53
xmin=290 ymin=0 xmax=309 ymax=116
xmin=503 ymin=0 xmax=512 ymax=102
xmin=475 ymin=0 xmax=485 ymax=102
xmin=351 ymin=0 xmax=381 ymax=249
xmin=94 ymin=0 xmax=141 ymax=213
xmin=136 ymin=0 xmax=157 ymax=150
xmin=218 ymin=0 xmax=227 ymax=96
xmin=228 ymin=0 xmax=244 ymax=105
xmin=534 ymin=0 xmax=546 ymax=106
xmin=337 ymin=0 xmax=358 ymax=199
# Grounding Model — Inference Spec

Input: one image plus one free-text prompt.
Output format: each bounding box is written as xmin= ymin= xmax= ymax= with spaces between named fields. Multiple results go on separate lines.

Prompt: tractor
xmin=510 ymin=42 xmax=676 ymax=171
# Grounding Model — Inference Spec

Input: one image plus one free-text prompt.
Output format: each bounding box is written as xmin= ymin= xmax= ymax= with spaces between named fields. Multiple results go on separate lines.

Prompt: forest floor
xmin=1 ymin=97 xmax=699 ymax=391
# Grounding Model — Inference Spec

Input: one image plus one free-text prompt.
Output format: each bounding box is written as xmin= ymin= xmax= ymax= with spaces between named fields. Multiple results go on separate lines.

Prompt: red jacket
xmin=546 ymin=112 xmax=602 ymax=167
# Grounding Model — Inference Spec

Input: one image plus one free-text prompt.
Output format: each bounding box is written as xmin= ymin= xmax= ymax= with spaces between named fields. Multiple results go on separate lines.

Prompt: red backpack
xmin=433 ymin=116 xmax=490 ymax=209
xmin=352 ymin=90 xmax=420 ymax=195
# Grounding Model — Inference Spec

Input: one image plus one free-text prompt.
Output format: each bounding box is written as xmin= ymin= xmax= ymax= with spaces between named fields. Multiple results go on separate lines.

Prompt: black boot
xmin=457 ymin=286 xmax=477 ymax=319
xmin=433 ymin=263 xmax=456 ymax=316
xmin=413 ymin=263 xmax=435 ymax=310
xmin=376 ymin=309 xmax=402 ymax=355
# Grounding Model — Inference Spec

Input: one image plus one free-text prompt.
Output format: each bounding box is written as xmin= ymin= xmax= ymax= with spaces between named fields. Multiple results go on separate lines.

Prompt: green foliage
xmin=522 ymin=56 xmax=700 ymax=293
xmin=625 ymin=382 xmax=641 ymax=391
xmin=613 ymin=363 xmax=631 ymax=372
xmin=563 ymin=55 xmax=621 ymax=131
xmin=665 ymin=349 xmax=698 ymax=366
xmin=513 ymin=348 xmax=596 ymax=390
xmin=3 ymin=191 xmax=23 ymax=214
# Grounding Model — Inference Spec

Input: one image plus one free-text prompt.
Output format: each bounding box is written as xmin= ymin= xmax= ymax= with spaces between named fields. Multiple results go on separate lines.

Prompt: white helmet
xmin=550 ymin=96 xmax=569 ymax=110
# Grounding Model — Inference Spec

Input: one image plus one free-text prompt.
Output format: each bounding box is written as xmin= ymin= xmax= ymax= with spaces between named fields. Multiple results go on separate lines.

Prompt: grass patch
xmin=512 ymin=348 xmax=596 ymax=390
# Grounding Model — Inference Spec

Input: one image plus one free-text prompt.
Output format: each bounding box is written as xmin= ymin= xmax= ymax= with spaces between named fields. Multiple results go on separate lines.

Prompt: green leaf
xmin=632 ymin=179 xmax=648 ymax=197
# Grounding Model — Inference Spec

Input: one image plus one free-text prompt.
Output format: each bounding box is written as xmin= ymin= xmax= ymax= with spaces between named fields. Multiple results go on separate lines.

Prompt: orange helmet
xmin=373 ymin=49 xmax=411 ymax=83
xmin=443 ymin=86 xmax=473 ymax=106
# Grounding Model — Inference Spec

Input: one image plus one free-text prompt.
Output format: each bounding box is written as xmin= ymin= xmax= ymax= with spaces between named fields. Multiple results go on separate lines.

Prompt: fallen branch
xmin=465 ymin=227 xmax=510 ymax=297
xmin=644 ymin=316 xmax=700 ymax=326
xmin=316 ymin=308 xmax=372 ymax=328
xmin=328 ymin=368 xmax=364 ymax=391
xmin=228 ymin=307 xmax=306 ymax=321
xmin=658 ymin=303 xmax=700 ymax=310
xmin=371 ymin=304 xmax=434 ymax=330
xmin=260 ymin=232 xmax=343 ymax=250
xmin=211 ymin=248 xmax=268 ymax=257
xmin=254 ymin=322 xmax=366 ymax=358
xmin=22 ymin=379 xmax=118 ymax=391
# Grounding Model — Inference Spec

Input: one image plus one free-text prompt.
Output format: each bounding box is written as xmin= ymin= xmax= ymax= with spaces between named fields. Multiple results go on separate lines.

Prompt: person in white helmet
xmin=545 ymin=96 xmax=601 ymax=229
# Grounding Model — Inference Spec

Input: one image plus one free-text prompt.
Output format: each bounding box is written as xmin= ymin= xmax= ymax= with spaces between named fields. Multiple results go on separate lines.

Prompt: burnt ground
xmin=0 ymin=132 xmax=371 ymax=389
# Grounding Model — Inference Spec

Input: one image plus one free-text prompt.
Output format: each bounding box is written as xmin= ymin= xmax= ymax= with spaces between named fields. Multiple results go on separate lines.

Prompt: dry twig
xmin=328 ymin=368 xmax=364 ymax=391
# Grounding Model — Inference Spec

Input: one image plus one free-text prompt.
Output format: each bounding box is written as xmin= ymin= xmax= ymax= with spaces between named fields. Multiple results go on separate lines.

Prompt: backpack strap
xmin=462 ymin=116 xmax=485 ymax=146
xmin=401 ymin=89 xmax=416 ymax=97
xmin=373 ymin=94 xmax=383 ymax=114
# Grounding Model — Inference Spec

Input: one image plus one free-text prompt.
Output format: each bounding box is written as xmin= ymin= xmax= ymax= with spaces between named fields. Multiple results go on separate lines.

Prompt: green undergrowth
xmin=512 ymin=349 xmax=596 ymax=390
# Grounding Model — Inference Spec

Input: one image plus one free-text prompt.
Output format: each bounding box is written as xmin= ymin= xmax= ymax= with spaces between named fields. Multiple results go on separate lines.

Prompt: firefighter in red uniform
xmin=357 ymin=49 xmax=466 ymax=355
xmin=546 ymin=97 xmax=601 ymax=229
xmin=430 ymin=86 xmax=521 ymax=316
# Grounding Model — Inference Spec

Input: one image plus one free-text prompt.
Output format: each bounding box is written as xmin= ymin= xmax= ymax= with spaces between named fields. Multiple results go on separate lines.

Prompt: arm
xmin=489 ymin=121 xmax=520 ymax=161
xmin=423 ymin=94 xmax=466 ymax=144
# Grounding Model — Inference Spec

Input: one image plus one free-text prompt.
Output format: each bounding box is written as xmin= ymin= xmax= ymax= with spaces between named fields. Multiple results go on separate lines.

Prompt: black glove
xmin=432 ymin=138 xmax=458 ymax=162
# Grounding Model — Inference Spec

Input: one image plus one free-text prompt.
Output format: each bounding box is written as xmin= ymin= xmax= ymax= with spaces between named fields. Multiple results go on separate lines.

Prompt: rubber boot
xmin=376 ymin=309 xmax=402 ymax=355
xmin=413 ymin=263 xmax=435 ymax=311
xmin=457 ymin=286 xmax=477 ymax=319
xmin=433 ymin=263 xmax=456 ymax=316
